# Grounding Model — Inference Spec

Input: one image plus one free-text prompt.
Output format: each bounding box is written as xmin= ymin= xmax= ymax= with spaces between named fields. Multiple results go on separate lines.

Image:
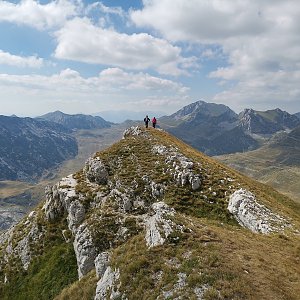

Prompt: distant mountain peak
xmin=38 ymin=111 xmax=111 ymax=130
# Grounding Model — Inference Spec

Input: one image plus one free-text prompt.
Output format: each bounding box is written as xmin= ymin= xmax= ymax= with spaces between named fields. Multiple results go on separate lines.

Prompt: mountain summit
xmin=239 ymin=108 xmax=300 ymax=134
xmin=159 ymin=100 xmax=257 ymax=155
xmin=0 ymin=127 xmax=299 ymax=299
xmin=38 ymin=111 xmax=112 ymax=130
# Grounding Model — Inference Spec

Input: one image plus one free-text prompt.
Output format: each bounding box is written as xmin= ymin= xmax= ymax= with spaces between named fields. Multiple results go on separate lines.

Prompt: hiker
xmin=144 ymin=115 xmax=150 ymax=128
xmin=152 ymin=117 xmax=157 ymax=128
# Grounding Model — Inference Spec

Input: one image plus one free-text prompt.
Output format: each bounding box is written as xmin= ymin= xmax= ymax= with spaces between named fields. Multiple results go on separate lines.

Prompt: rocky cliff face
xmin=0 ymin=115 xmax=78 ymax=181
xmin=239 ymin=108 xmax=300 ymax=134
xmin=0 ymin=127 xmax=299 ymax=300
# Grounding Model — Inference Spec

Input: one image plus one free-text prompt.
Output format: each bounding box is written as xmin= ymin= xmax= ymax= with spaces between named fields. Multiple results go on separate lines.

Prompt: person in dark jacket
xmin=152 ymin=117 xmax=157 ymax=128
xmin=144 ymin=115 xmax=150 ymax=128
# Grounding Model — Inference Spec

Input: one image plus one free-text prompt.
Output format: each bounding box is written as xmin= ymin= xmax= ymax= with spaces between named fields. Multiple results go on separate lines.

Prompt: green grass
xmin=0 ymin=243 xmax=78 ymax=300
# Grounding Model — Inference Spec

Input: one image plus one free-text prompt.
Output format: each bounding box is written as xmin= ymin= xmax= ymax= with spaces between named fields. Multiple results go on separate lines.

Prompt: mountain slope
xmin=0 ymin=127 xmax=299 ymax=299
xmin=38 ymin=111 xmax=111 ymax=130
xmin=0 ymin=115 xmax=78 ymax=181
xmin=159 ymin=100 xmax=258 ymax=155
xmin=239 ymin=108 xmax=300 ymax=134
xmin=216 ymin=125 xmax=300 ymax=202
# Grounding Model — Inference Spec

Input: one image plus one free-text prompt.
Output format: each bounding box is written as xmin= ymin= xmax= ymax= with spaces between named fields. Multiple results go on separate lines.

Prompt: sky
xmin=0 ymin=0 xmax=299 ymax=117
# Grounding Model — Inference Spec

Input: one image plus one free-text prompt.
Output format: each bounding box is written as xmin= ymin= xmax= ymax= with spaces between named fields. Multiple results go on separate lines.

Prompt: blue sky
xmin=0 ymin=0 xmax=299 ymax=117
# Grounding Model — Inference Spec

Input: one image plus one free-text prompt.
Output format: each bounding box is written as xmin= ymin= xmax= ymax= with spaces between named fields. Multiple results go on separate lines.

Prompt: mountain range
xmin=0 ymin=126 xmax=299 ymax=299
xmin=0 ymin=115 xmax=78 ymax=182
xmin=159 ymin=100 xmax=300 ymax=155
xmin=38 ymin=111 xmax=112 ymax=130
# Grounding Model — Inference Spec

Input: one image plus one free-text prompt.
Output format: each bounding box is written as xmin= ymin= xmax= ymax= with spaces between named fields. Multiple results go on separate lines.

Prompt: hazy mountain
xmin=159 ymin=100 xmax=258 ymax=155
xmin=38 ymin=111 xmax=111 ymax=130
xmin=295 ymin=112 xmax=300 ymax=119
xmin=1 ymin=126 xmax=299 ymax=299
xmin=239 ymin=108 xmax=300 ymax=134
xmin=96 ymin=110 xmax=166 ymax=123
xmin=0 ymin=115 xmax=78 ymax=181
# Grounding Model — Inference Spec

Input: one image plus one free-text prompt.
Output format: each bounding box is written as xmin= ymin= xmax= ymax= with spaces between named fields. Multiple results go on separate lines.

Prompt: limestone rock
xmin=94 ymin=267 xmax=121 ymax=300
xmin=144 ymin=202 xmax=176 ymax=248
xmin=85 ymin=157 xmax=109 ymax=185
xmin=95 ymin=252 xmax=110 ymax=278
xmin=228 ymin=189 xmax=290 ymax=234
xmin=123 ymin=126 xmax=142 ymax=138
xmin=73 ymin=224 xmax=97 ymax=278
xmin=43 ymin=175 xmax=77 ymax=221
xmin=67 ymin=200 xmax=85 ymax=234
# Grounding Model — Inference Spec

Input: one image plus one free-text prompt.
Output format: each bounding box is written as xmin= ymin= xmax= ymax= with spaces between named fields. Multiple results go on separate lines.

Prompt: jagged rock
xmin=144 ymin=202 xmax=176 ymax=248
xmin=4 ymin=221 xmax=43 ymax=271
xmin=73 ymin=224 xmax=97 ymax=278
xmin=110 ymin=189 xmax=132 ymax=212
xmin=194 ymin=284 xmax=210 ymax=299
xmin=95 ymin=252 xmax=110 ymax=278
xmin=85 ymin=157 xmax=109 ymax=185
xmin=94 ymin=267 xmax=121 ymax=300
xmin=67 ymin=200 xmax=85 ymax=234
xmin=123 ymin=126 xmax=142 ymax=137
xmin=151 ymin=182 xmax=164 ymax=197
xmin=43 ymin=175 xmax=77 ymax=221
xmin=191 ymin=176 xmax=201 ymax=190
xmin=152 ymin=144 xmax=202 ymax=191
xmin=228 ymin=189 xmax=290 ymax=234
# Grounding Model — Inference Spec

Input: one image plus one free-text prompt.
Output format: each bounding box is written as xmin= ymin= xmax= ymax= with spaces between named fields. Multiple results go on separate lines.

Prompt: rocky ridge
xmin=0 ymin=126 xmax=299 ymax=300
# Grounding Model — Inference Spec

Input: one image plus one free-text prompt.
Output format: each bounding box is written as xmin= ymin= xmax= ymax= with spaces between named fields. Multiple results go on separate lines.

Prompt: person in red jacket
xmin=152 ymin=117 xmax=157 ymax=128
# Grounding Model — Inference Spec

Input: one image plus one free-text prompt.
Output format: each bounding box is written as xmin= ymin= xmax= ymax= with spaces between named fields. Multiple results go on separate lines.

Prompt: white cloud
xmin=0 ymin=0 xmax=78 ymax=30
xmin=54 ymin=17 xmax=195 ymax=75
xmin=0 ymin=68 xmax=189 ymax=115
xmin=0 ymin=50 xmax=43 ymax=68
xmin=131 ymin=0 xmax=300 ymax=112
xmin=86 ymin=2 xmax=124 ymax=17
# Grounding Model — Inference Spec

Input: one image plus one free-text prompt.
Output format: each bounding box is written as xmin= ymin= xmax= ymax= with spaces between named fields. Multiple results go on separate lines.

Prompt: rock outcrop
xmin=228 ymin=189 xmax=290 ymax=234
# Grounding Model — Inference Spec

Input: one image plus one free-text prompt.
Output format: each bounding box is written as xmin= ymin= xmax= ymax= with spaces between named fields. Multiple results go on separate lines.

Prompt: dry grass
xmin=54 ymin=270 xmax=98 ymax=300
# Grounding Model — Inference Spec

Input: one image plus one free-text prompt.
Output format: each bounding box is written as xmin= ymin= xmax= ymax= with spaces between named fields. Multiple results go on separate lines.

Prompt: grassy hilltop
xmin=0 ymin=127 xmax=299 ymax=300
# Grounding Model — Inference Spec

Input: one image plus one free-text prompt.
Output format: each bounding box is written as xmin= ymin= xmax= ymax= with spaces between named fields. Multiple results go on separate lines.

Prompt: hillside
xmin=0 ymin=124 xmax=128 ymax=231
xmin=38 ymin=111 xmax=112 ymax=130
xmin=0 ymin=127 xmax=299 ymax=299
xmin=0 ymin=115 xmax=78 ymax=182
xmin=216 ymin=125 xmax=300 ymax=202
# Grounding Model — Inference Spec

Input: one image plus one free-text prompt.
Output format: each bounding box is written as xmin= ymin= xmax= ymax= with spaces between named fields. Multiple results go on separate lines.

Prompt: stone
xmin=43 ymin=175 xmax=77 ymax=221
xmin=123 ymin=126 xmax=142 ymax=138
xmin=95 ymin=252 xmax=110 ymax=278
xmin=85 ymin=157 xmax=109 ymax=185
xmin=73 ymin=224 xmax=97 ymax=278
xmin=228 ymin=189 xmax=290 ymax=234
xmin=67 ymin=200 xmax=85 ymax=234
xmin=144 ymin=202 xmax=176 ymax=248
xmin=94 ymin=267 xmax=121 ymax=300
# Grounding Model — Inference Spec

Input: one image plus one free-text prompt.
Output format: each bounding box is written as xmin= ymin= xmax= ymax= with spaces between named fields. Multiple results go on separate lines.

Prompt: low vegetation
xmin=1 ymin=127 xmax=300 ymax=299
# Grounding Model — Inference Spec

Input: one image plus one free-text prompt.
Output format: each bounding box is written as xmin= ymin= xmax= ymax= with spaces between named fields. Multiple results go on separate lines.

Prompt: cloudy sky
xmin=1 ymin=0 xmax=299 ymax=117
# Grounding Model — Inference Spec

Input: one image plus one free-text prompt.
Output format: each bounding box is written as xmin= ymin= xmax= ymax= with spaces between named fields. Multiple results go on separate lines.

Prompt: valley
xmin=0 ymin=124 xmax=130 ymax=230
